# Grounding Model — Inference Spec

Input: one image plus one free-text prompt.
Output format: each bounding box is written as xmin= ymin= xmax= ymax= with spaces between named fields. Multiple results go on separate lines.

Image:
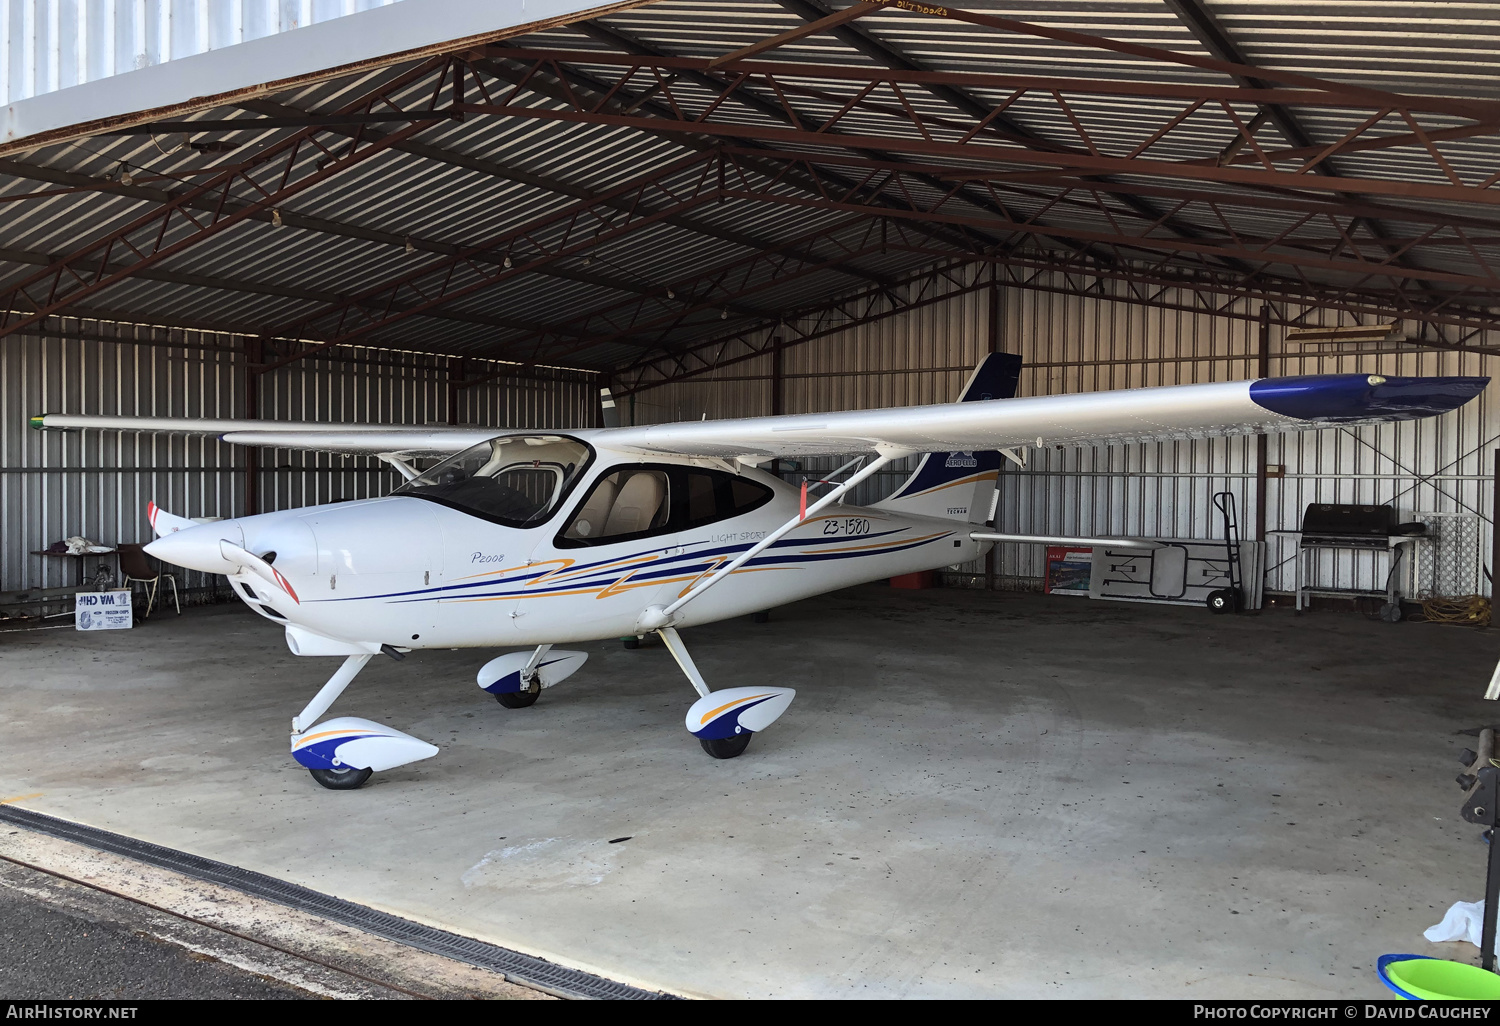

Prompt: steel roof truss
xmin=469 ymin=50 xmax=1500 ymax=211
xmin=0 ymin=57 xmax=471 ymax=344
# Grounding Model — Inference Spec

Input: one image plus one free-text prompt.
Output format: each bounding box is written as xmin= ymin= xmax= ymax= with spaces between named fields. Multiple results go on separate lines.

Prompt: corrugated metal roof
xmin=2 ymin=0 xmax=1498 ymax=374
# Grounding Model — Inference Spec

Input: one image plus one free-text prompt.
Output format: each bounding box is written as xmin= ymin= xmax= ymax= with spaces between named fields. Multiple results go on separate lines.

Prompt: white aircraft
xmin=34 ymin=358 xmax=1486 ymax=789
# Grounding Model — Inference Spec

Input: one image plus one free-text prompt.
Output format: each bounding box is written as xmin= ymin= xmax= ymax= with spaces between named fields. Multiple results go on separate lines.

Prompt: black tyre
xmin=496 ymin=689 xmax=539 ymax=708
xmin=700 ymin=732 xmax=752 ymax=759
xmin=622 ymin=636 xmax=641 ymax=650
xmin=308 ymin=766 xmax=372 ymax=790
xmin=752 ymin=610 xmax=770 ymax=624
xmin=1206 ymin=588 xmax=1237 ymax=614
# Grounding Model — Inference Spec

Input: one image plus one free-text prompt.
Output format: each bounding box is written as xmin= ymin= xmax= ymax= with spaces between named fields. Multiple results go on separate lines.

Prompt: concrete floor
xmin=1 ymin=585 xmax=1497 ymax=999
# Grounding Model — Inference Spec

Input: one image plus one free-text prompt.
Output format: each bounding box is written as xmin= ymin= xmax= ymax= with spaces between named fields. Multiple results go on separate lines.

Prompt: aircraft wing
xmin=600 ymin=375 xmax=1488 ymax=459
xmin=215 ymin=429 xmax=497 ymax=455
xmin=31 ymin=414 xmax=492 ymax=456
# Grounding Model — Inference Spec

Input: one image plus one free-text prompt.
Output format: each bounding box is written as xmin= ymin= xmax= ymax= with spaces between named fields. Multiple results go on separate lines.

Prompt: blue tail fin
xmin=872 ymin=353 xmax=1022 ymax=522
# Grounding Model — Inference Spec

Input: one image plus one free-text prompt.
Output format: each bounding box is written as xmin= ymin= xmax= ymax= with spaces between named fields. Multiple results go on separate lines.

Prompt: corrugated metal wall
xmin=7 ymin=271 xmax=1493 ymax=606
xmin=632 ymin=266 xmax=1500 ymax=599
xmin=2 ymin=0 xmax=403 ymax=105
xmin=0 ymin=319 xmax=596 ymax=599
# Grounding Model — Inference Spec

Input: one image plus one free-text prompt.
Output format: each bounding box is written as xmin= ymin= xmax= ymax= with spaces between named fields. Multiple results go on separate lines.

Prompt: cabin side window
xmin=557 ymin=465 xmax=773 ymax=548
xmin=684 ymin=469 xmax=773 ymax=528
xmin=560 ymin=467 xmax=672 ymax=545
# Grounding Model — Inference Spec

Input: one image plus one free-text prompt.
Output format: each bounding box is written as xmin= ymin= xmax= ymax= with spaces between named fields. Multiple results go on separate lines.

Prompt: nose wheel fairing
xmin=477 ymin=648 xmax=588 ymax=695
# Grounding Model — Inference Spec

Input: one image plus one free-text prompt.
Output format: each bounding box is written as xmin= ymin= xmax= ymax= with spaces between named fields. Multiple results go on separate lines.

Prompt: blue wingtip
xmin=1250 ymin=374 xmax=1488 ymax=424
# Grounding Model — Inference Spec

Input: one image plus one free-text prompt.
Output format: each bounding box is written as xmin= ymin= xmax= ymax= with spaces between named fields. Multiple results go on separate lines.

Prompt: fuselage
xmin=147 ymin=434 xmax=990 ymax=652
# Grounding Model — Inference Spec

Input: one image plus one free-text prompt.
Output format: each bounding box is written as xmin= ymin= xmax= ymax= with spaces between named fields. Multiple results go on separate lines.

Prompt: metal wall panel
xmin=630 ymin=266 xmax=1500 ymax=599
xmin=0 ymin=320 xmax=595 ymax=599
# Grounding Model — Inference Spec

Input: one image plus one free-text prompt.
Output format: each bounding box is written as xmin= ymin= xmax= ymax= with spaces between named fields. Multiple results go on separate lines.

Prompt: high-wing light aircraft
xmin=34 ymin=358 xmax=1487 ymax=789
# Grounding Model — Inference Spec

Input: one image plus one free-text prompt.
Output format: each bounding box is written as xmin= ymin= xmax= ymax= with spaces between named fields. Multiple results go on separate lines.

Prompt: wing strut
xmin=377 ymin=452 xmax=421 ymax=481
xmin=636 ymin=447 xmax=911 ymax=632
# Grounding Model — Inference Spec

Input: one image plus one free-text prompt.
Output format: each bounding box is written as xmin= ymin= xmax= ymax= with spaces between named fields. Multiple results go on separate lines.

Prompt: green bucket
xmin=1378 ymin=954 xmax=1500 ymax=1000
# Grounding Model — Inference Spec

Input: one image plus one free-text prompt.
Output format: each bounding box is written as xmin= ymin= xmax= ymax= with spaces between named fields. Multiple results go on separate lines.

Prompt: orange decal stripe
xmin=452 ymin=564 xmax=529 ymax=582
xmin=540 ymin=553 xmax=656 ymax=586
xmin=676 ymin=556 xmax=730 ymax=598
xmin=446 ymin=567 xmax=793 ymax=604
xmin=294 ymin=728 xmax=380 ymax=748
xmin=898 ymin=472 xmax=995 ymax=499
xmin=700 ymin=693 xmax=777 ymax=726
xmin=800 ymin=531 xmax=949 ymax=555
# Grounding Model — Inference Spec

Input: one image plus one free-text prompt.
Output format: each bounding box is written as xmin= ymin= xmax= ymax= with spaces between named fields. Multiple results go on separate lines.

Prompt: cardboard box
xmin=75 ymin=589 xmax=133 ymax=631
xmin=1045 ymin=545 xmax=1093 ymax=596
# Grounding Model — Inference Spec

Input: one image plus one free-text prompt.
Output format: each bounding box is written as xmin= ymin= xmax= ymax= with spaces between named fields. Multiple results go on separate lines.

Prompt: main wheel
xmin=308 ymin=766 xmax=372 ymax=790
xmin=495 ymin=689 xmax=539 ymax=708
xmin=700 ymin=732 xmax=752 ymax=759
xmin=622 ymin=636 xmax=641 ymax=650
xmin=752 ymin=610 xmax=770 ymax=624
xmin=1206 ymin=588 xmax=1238 ymax=614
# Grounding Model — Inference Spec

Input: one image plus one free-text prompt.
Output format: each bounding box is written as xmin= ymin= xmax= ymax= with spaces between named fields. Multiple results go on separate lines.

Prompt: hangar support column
xmin=986 ymin=279 xmax=1002 ymax=591
xmin=1255 ymin=305 xmax=1270 ymax=543
xmin=244 ymin=337 xmax=261 ymax=517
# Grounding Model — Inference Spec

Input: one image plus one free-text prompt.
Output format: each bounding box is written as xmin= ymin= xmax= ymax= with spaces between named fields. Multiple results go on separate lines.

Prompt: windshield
xmin=394 ymin=435 xmax=593 ymax=527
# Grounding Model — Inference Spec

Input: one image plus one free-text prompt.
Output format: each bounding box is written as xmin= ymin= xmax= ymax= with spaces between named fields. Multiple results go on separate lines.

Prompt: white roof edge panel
xmin=0 ymin=0 xmax=653 ymax=156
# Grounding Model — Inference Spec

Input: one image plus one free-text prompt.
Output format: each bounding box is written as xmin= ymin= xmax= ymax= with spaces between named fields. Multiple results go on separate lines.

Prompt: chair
xmin=603 ymin=471 xmax=667 ymax=537
xmin=117 ymin=543 xmax=180 ymax=618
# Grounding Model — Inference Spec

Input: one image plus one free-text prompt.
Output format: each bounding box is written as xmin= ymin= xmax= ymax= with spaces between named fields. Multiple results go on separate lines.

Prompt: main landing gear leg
xmin=290 ymin=653 xmax=438 ymax=791
xmin=657 ymin=627 xmax=796 ymax=760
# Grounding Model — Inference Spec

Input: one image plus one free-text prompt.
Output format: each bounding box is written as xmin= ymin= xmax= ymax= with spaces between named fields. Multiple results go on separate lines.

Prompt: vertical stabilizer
xmin=600 ymin=387 xmax=621 ymax=428
xmin=871 ymin=353 xmax=1022 ymax=523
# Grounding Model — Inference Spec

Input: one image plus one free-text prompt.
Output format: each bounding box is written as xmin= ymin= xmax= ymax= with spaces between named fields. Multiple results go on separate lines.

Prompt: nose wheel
xmin=308 ymin=766 xmax=373 ymax=790
xmin=495 ymin=686 xmax=539 ymax=708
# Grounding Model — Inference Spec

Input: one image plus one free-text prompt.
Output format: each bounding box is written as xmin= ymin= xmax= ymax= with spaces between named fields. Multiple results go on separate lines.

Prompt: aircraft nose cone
xmin=144 ymin=521 xmax=246 ymax=574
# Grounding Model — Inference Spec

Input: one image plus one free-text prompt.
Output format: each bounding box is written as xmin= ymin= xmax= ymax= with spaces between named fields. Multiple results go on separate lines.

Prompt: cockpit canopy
xmin=394 ymin=434 xmax=593 ymax=527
